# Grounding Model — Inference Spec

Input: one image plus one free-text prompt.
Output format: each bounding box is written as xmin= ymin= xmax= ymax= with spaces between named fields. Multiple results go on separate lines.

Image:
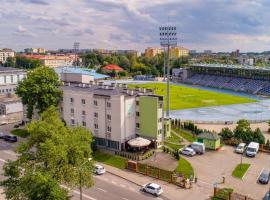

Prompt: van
xmin=246 ymin=142 xmax=259 ymax=157
xmin=188 ymin=142 xmax=205 ymax=154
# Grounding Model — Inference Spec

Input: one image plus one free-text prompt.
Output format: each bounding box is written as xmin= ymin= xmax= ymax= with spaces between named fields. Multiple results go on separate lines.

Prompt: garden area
xmin=93 ymin=151 xmax=127 ymax=169
xmin=175 ymin=157 xmax=194 ymax=179
xmin=128 ymin=83 xmax=255 ymax=110
xmin=11 ymin=129 xmax=29 ymax=138
xmin=232 ymin=163 xmax=250 ymax=179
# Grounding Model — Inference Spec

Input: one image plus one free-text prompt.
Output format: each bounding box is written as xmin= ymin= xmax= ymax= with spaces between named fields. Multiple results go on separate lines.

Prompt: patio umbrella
xmin=128 ymin=137 xmax=151 ymax=148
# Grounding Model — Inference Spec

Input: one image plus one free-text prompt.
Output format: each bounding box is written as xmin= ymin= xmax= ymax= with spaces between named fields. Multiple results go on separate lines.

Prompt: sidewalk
xmin=100 ymin=163 xmax=213 ymax=200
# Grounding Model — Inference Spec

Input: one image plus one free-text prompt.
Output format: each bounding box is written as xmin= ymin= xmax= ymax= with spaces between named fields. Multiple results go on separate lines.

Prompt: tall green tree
xmin=1 ymin=107 xmax=94 ymax=199
xmin=16 ymin=66 xmax=62 ymax=119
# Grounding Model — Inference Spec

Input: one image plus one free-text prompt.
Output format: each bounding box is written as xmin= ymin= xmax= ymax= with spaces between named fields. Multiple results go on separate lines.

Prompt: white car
xmin=235 ymin=143 xmax=246 ymax=154
xmin=179 ymin=147 xmax=196 ymax=157
xmin=142 ymin=183 xmax=163 ymax=196
xmin=94 ymin=164 xmax=106 ymax=175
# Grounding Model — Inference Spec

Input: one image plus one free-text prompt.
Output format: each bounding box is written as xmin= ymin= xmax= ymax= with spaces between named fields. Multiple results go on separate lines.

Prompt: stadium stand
xmin=176 ymin=64 xmax=270 ymax=95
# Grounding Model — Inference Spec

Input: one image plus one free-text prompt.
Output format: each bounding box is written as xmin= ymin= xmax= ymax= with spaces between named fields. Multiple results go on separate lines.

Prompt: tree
xmin=4 ymin=57 xmax=16 ymax=67
xmin=234 ymin=119 xmax=252 ymax=142
xmin=15 ymin=56 xmax=42 ymax=69
xmin=16 ymin=66 xmax=62 ymax=119
xmin=1 ymin=107 xmax=94 ymax=199
xmin=252 ymin=128 xmax=265 ymax=144
xmin=219 ymin=127 xmax=234 ymax=140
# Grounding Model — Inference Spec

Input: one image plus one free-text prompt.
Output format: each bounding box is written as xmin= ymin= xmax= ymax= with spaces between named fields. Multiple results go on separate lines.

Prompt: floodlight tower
xmin=73 ymin=42 xmax=80 ymax=66
xmin=159 ymin=25 xmax=177 ymax=117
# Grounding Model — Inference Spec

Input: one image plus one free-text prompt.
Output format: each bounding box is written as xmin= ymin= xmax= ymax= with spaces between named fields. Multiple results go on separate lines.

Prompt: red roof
xmin=103 ymin=64 xmax=123 ymax=72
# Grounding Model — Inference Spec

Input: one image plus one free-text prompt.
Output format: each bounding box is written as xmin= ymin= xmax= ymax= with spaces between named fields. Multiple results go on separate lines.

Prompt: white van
xmin=246 ymin=142 xmax=259 ymax=157
xmin=188 ymin=142 xmax=205 ymax=154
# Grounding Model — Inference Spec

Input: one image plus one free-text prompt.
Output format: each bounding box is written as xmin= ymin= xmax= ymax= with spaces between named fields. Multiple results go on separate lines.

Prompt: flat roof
xmin=54 ymin=67 xmax=109 ymax=79
xmin=0 ymin=67 xmax=26 ymax=73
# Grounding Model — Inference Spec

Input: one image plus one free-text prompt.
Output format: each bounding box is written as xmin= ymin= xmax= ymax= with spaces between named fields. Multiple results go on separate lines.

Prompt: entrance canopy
xmin=128 ymin=137 xmax=151 ymax=148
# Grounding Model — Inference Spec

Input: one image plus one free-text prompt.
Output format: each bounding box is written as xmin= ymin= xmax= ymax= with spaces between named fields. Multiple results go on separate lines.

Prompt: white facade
xmin=0 ymin=49 xmax=15 ymax=63
xmin=0 ymin=67 xmax=26 ymax=95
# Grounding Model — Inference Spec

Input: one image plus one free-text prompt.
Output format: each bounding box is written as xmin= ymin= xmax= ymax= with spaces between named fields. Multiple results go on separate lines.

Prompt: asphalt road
xmin=0 ymin=139 xmax=170 ymax=200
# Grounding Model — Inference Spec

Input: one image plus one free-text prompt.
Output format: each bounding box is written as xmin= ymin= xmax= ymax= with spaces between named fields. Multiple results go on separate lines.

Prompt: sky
xmin=1 ymin=0 xmax=270 ymax=52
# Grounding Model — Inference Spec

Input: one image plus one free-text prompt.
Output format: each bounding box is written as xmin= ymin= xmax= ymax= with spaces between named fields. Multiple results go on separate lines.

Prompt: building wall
xmin=61 ymin=73 xmax=94 ymax=83
xmin=0 ymin=70 xmax=26 ymax=94
xmin=0 ymin=50 xmax=15 ymax=63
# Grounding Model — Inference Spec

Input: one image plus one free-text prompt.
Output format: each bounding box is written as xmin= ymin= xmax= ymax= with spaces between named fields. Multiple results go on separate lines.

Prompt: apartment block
xmin=145 ymin=46 xmax=189 ymax=58
xmin=60 ymin=83 xmax=168 ymax=151
xmin=0 ymin=48 xmax=15 ymax=64
xmin=24 ymin=48 xmax=46 ymax=54
xmin=0 ymin=67 xmax=26 ymax=95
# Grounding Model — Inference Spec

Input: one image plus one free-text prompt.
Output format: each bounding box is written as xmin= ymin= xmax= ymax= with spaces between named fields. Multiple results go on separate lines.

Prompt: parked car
xmin=188 ymin=142 xmax=205 ymax=154
xmin=246 ymin=142 xmax=259 ymax=157
xmin=93 ymin=164 xmax=106 ymax=175
xmin=3 ymin=135 xmax=17 ymax=143
xmin=259 ymin=170 xmax=270 ymax=184
xmin=142 ymin=183 xmax=163 ymax=196
xmin=235 ymin=143 xmax=246 ymax=154
xmin=0 ymin=132 xmax=5 ymax=139
xmin=179 ymin=147 xmax=196 ymax=157
xmin=264 ymin=191 xmax=270 ymax=200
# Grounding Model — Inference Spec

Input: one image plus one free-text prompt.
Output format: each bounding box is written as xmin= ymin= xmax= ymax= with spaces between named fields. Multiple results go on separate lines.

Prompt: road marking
xmin=120 ymin=184 xmax=126 ymax=188
xmin=122 ymin=198 xmax=129 ymax=200
xmin=97 ymin=187 xmax=107 ymax=192
xmin=256 ymin=168 xmax=264 ymax=182
xmin=157 ymin=197 xmax=164 ymax=200
xmin=128 ymin=187 xmax=135 ymax=191
xmin=0 ymin=158 xmax=7 ymax=163
xmin=61 ymin=185 xmax=97 ymax=200
xmin=3 ymin=150 xmax=17 ymax=156
xmin=111 ymin=180 xmax=117 ymax=185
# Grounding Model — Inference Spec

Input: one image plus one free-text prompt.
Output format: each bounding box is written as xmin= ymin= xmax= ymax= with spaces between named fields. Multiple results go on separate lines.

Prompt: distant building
xmin=189 ymin=50 xmax=197 ymax=55
xmin=92 ymin=49 xmax=140 ymax=57
xmin=203 ymin=50 xmax=212 ymax=55
xmin=0 ymin=94 xmax=23 ymax=125
xmin=0 ymin=67 xmax=26 ymax=95
xmin=0 ymin=48 xmax=15 ymax=64
xmin=60 ymin=82 xmax=169 ymax=150
xmin=23 ymin=54 xmax=79 ymax=68
xmin=238 ymin=56 xmax=254 ymax=66
xmin=231 ymin=49 xmax=240 ymax=57
xmin=24 ymin=48 xmax=46 ymax=54
xmin=145 ymin=46 xmax=189 ymax=58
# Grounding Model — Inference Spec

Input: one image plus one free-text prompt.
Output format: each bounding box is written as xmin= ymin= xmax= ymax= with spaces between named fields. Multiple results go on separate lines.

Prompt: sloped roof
xmin=102 ymin=64 xmax=123 ymax=72
xmin=198 ymin=132 xmax=220 ymax=141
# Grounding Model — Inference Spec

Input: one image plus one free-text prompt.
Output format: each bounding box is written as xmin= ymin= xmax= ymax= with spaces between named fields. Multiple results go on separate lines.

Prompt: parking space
xmin=184 ymin=146 xmax=270 ymax=199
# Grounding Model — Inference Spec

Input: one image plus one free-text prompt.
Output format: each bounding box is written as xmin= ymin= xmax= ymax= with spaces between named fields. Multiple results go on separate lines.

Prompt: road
xmin=0 ymin=140 xmax=170 ymax=200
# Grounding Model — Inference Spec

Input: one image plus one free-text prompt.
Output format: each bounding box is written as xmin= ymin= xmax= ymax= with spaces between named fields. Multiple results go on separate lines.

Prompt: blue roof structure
xmin=54 ymin=66 xmax=109 ymax=80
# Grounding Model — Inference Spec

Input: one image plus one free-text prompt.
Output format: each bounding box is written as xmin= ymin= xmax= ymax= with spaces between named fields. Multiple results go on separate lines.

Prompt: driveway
xmin=184 ymin=146 xmax=270 ymax=199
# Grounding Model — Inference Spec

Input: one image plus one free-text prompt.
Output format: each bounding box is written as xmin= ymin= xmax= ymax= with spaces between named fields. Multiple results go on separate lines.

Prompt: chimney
xmin=129 ymin=90 xmax=134 ymax=96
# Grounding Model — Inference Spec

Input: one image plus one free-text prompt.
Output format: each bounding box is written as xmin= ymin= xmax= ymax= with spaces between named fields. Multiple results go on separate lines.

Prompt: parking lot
xmin=184 ymin=145 xmax=270 ymax=199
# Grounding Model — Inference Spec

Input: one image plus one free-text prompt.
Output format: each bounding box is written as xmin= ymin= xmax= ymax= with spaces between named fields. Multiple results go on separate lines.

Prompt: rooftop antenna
xmin=159 ymin=19 xmax=177 ymax=118
xmin=73 ymin=42 xmax=80 ymax=67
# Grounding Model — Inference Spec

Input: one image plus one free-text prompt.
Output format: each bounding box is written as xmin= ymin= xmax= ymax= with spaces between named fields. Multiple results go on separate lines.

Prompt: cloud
xmin=21 ymin=0 xmax=49 ymax=5
xmin=13 ymin=25 xmax=36 ymax=37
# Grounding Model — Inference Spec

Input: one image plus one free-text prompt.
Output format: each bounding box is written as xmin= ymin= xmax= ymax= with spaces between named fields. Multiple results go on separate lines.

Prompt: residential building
xmin=60 ymin=83 xmax=168 ymax=151
xmin=0 ymin=67 xmax=26 ymax=95
xmin=23 ymin=54 xmax=78 ymax=68
xmin=0 ymin=48 xmax=15 ymax=64
xmin=0 ymin=94 xmax=23 ymax=125
xmin=145 ymin=47 xmax=163 ymax=58
xmin=24 ymin=48 xmax=46 ymax=54
xmin=145 ymin=46 xmax=189 ymax=58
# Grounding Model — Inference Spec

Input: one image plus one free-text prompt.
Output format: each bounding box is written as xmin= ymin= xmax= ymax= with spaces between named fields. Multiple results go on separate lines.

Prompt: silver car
xmin=179 ymin=147 xmax=196 ymax=157
xmin=142 ymin=183 xmax=163 ymax=196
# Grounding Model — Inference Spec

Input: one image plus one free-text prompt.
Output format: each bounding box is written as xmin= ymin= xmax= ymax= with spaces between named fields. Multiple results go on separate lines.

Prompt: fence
xmin=127 ymin=161 xmax=188 ymax=188
xmin=115 ymin=149 xmax=155 ymax=161
xmin=213 ymin=187 xmax=255 ymax=200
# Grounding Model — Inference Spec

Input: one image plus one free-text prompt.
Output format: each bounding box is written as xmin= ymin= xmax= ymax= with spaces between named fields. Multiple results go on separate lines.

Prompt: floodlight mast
xmin=73 ymin=42 xmax=80 ymax=67
xmin=159 ymin=26 xmax=177 ymax=117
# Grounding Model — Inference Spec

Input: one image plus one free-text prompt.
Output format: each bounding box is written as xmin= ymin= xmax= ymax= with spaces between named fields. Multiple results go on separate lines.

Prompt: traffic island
xmin=232 ymin=163 xmax=250 ymax=179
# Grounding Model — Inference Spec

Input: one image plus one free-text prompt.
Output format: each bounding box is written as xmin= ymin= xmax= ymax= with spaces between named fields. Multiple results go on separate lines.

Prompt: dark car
xmin=259 ymin=170 xmax=270 ymax=184
xmin=3 ymin=135 xmax=17 ymax=143
xmin=0 ymin=132 xmax=5 ymax=139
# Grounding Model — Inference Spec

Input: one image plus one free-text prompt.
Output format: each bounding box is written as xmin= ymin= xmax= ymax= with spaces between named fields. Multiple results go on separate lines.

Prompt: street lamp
xmin=78 ymin=157 xmax=92 ymax=200
xmin=159 ymin=25 xmax=177 ymax=117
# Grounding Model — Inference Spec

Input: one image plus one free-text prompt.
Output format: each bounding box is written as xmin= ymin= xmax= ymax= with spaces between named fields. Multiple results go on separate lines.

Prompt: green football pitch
xmin=128 ymin=83 xmax=256 ymax=110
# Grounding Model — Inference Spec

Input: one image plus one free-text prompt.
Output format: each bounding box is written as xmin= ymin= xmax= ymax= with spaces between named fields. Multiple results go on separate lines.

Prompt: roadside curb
xmin=106 ymin=170 xmax=143 ymax=187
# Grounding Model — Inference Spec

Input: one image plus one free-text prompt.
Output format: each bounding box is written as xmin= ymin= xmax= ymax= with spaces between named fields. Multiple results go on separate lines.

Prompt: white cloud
xmin=13 ymin=25 xmax=36 ymax=37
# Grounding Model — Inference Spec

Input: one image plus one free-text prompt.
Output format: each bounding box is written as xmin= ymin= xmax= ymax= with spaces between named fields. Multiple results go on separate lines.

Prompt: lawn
xmin=173 ymin=129 xmax=196 ymax=142
xmin=212 ymin=188 xmax=234 ymax=200
xmin=164 ymin=141 xmax=183 ymax=152
xmin=93 ymin=151 xmax=127 ymax=169
xmin=232 ymin=163 xmax=250 ymax=179
xmin=128 ymin=83 xmax=256 ymax=110
xmin=11 ymin=129 xmax=30 ymax=138
xmin=166 ymin=132 xmax=183 ymax=144
xmin=175 ymin=157 xmax=194 ymax=178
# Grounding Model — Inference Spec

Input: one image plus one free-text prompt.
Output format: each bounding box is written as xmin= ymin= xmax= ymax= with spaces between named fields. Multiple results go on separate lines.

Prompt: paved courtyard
xmin=139 ymin=151 xmax=178 ymax=171
xmin=184 ymin=146 xmax=270 ymax=199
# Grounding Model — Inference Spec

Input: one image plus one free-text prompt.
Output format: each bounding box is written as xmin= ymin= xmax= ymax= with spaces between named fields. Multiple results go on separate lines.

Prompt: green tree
xmin=219 ymin=127 xmax=234 ymax=140
xmin=252 ymin=128 xmax=265 ymax=144
xmin=4 ymin=57 xmax=16 ymax=67
xmin=1 ymin=107 xmax=94 ymax=199
xmin=118 ymin=55 xmax=130 ymax=70
xmin=16 ymin=56 xmax=42 ymax=69
xmin=16 ymin=66 xmax=62 ymax=119
xmin=82 ymin=52 xmax=99 ymax=68
xmin=234 ymin=119 xmax=252 ymax=142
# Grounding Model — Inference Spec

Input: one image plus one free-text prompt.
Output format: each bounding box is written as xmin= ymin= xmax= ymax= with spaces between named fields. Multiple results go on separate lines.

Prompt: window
xmin=107 ymin=102 xmax=111 ymax=108
xmin=159 ymin=103 xmax=163 ymax=109
xmin=107 ymin=126 xmax=111 ymax=132
xmin=82 ymin=121 xmax=86 ymax=126
xmin=136 ymin=101 xmax=139 ymax=106
xmin=93 ymin=100 xmax=98 ymax=106
xmin=81 ymin=99 xmax=86 ymax=105
xmin=82 ymin=110 xmax=86 ymax=115
xmin=136 ymin=123 xmax=140 ymax=128
xmin=10 ymin=75 xmax=13 ymax=83
xmin=94 ymin=123 xmax=98 ymax=129
xmin=159 ymin=118 xmax=162 ymax=122
xmin=4 ymin=76 xmax=6 ymax=83
xmin=71 ymin=119 xmax=75 ymax=125
xmin=94 ymin=112 xmax=98 ymax=118
xmin=136 ymin=112 xmax=140 ymax=117
xmin=60 ymin=107 xmax=63 ymax=112
xmin=70 ymin=98 xmax=74 ymax=103
xmin=107 ymin=114 xmax=111 ymax=120
xmin=70 ymin=108 xmax=74 ymax=114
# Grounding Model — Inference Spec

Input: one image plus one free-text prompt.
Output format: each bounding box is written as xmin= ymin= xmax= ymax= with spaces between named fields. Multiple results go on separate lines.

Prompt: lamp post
xmin=78 ymin=157 xmax=92 ymax=200
xmin=159 ymin=25 xmax=177 ymax=117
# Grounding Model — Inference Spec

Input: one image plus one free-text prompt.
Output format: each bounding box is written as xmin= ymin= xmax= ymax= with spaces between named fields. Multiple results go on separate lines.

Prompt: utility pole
xmin=73 ymin=42 xmax=80 ymax=67
xmin=159 ymin=25 xmax=177 ymax=117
